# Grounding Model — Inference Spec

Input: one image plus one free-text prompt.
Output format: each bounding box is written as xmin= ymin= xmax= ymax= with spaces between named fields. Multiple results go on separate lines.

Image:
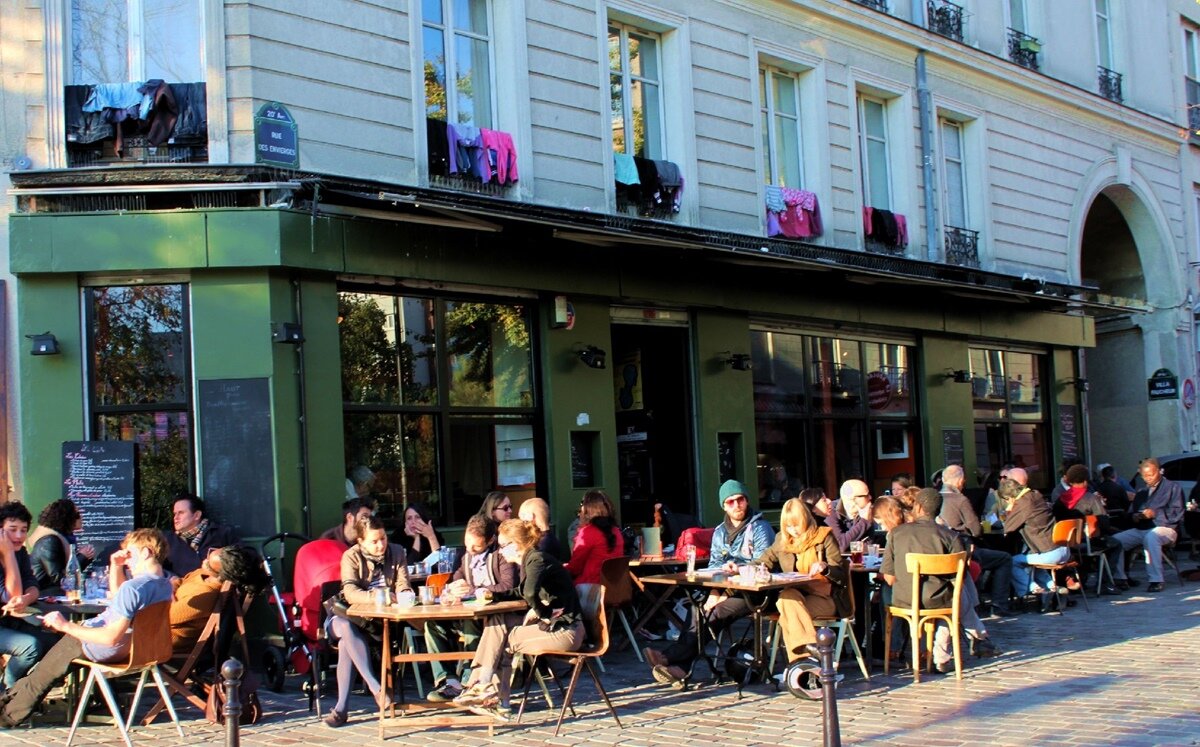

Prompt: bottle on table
xmin=685 ymin=545 xmax=697 ymax=577
xmin=64 ymin=544 xmax=82 ymax=601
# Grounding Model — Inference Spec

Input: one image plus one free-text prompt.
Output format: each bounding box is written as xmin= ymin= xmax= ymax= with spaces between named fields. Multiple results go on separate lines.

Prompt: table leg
xmin=631 ymin=585 xmax=687 ymax=638
xmin=379 ymin=619 xmax=390 ymax=740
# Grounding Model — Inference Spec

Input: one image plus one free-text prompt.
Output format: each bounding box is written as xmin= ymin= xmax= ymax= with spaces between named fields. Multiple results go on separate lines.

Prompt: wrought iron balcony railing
xmin=927 ymin=0 xmax=964 ymax=42
xmin=1007 ymin=28 xmax=1040 ymax=71
xmin=853 ymin=0 xmax=889 ymax=13
xmin=944 ymin=225 xmax=979 ymax=268
xmin=1097 ymin=66 xmax=1123 ymax=103
xmin=1187 ymin=78 xmax=1200 ymax=144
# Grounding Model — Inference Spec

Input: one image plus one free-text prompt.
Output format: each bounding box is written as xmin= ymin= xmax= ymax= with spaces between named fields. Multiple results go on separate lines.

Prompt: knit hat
xmin=719 ymin=479 xmax=750 ymax=506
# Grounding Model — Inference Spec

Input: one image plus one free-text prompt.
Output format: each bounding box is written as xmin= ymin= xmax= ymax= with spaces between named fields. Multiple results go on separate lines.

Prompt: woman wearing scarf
xmin=1053 ymin=464 xmax=1123 ymax=595
xmin=998 ymin=477 xmax=1068 ymax=612
xmin=754 ymin=498 xmax=849 ymax=663
xmin=324 ymin=514 xmax=411 ymax=728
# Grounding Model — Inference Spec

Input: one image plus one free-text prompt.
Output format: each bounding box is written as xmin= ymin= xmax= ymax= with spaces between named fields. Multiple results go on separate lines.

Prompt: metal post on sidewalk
xmin=223 ymin=658 xmax=244 ymax=747
xmin=816 ymin=626 xmax=842 ymax=747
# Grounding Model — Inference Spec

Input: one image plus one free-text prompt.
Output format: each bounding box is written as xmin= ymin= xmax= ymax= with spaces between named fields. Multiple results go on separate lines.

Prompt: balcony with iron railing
xmin=1187 ymin=78 xmax=1200 ymax=144
xmin=1006 ymin=28 xmax=1040 ymax=72
xmin=1097 ymin=67 xmax=1123 ymax=103
xmin=927 ymin=0 xmax=964 ymax=42
xmin=944 ymin=225 xmax=979 ymax=268
xmin=853 ymin=0 xmax=889 ymax=13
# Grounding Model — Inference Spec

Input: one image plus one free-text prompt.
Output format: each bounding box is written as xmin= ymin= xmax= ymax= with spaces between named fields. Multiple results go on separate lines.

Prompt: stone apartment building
xmin=0 ymin=0 xmax=1194 ymax=539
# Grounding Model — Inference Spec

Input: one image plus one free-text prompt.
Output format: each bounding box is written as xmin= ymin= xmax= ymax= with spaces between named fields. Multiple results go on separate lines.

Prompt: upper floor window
xmin=1094 ymin=0 xmax=1113 ymax=70
xmin=609 ymin=22 xmax=663 ymax=159
xmin=71 ymin=0 xmax=203 ymax=84
xmin=423 ymin=0 xmax=494 ymax=127
xmin=940 ymin=119 xmax=967 ymax=228
xmin=760 ymin=67 xmax=803 ymax=188
xmin=1007 ymin=0 xmax=1028 ymax=34
xmin=1187 ymin=28 xmax=1199 ymax=80
xmin=858 ymin=96 xmax=891 ymax=210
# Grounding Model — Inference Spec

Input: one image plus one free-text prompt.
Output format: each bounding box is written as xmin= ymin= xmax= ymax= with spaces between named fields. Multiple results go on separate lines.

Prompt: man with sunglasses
xmin=644 ymin=479 xmax=774 ymax=686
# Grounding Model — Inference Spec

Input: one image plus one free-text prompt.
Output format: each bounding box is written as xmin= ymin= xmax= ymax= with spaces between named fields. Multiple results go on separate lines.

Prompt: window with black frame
xmin=86 ymin=284 xmax=193 ymax=530
xmin=752 ymin=329 xmax=917 ymax=504
xmin=339 ymin=290 xmax=539 ymax=526
xmin=970 ymin=348 xmax=1049 ymax=490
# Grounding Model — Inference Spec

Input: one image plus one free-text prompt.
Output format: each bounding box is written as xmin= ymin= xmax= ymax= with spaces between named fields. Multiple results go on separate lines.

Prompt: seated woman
xmin=453 ymin=519 xmax=584 ymax=721
xmin=800 ymin=487 xmax=869 ymax=553
xmin=0 ymin=502 xmax=56 ymax=690
xmin=564 ymin=490 xmax=624 ymax=585
xmin=999 ymin=477 xmax=1070 ymax=613
xmin=28 ymin=498 xmax=94 ymax=595
xmin=324 ymin=514 xmax=411 ymax=729
xmin=752 ymin=498 xmax=848 ymax=665
xmin=392 ymin=501 xmax=443 ymax=563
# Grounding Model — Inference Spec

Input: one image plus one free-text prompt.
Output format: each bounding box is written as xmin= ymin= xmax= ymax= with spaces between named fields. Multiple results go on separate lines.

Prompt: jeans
xmin=0 ymin=619 xmax=54 ymax=688
xmin=661 ymin=595 xmax=752 ymax=669
xmin=0 ymin=635 xmax=83 ymax=726
xmin=424 ymin=618 xmax=480 ymax=686
xmin=1011 ymin=546 xmax=1070 ymax=594
xmin=1112 ymin=526 xmax=1178 ymax=583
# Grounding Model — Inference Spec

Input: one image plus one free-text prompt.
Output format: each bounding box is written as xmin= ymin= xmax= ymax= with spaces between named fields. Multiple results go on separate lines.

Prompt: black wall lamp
xmin=577 ymin=345 xmax=607 ymax=369
xmin=943 ymin=369 xmax=971 ymax=384
xmin=1064 ymin=377 xmax=1090 ymax=393
xmin=719 ymin=351 xmax=752 ymax=371
xmin=272 ymin=322 xmax=305 ymax=344
xmin=27 ymin=332 xmax=60 ymax=356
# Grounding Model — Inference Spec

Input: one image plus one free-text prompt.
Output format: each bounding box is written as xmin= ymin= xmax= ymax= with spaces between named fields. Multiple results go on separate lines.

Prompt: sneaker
xmin=988 ymin=605 xmax=1015 ymax=618
xmin=467 ymin=702 xmax=511 ymax=722
xmin=1146 ymin=582 xmax=1164 ymax=592
xmin=933 ymin=660 xmax=955 ymax=674
xmin=652 ymin=664 xmax=687 ymax=687
xmin=453 ymin=682 xmax=497 ymax=708
xmin=427 ymin=680 xmax=463 ymax=702
xmin=969 ymin=636 xmax=1002 ymax=658
xmin=323 ymin=709 xmax=348 ymax=729
xmin=643 ymin=647 xmax=669 ymax=669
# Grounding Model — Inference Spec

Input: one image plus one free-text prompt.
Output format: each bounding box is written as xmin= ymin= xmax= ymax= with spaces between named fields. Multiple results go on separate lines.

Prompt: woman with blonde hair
xmin=453 ymin=518 xmax=583 ymax=721
xmin=752 ymin=498 xmax=848 ymax=663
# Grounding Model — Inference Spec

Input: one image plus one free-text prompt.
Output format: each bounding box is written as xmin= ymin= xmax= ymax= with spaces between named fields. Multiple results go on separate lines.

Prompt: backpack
xmin=674 ymin=527 xmax=714 ymax=562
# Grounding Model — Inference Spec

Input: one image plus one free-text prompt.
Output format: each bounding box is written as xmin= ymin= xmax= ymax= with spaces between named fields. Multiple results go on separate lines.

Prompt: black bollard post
xmin=816 ymin=626 xmax=841 ymax=747
xmin=223 ymin=658 xmax=244 ymax=747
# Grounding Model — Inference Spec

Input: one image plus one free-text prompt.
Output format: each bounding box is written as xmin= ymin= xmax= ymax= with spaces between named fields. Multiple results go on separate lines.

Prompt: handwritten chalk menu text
xmin=198 ymin=378 xmax=275 ymax=538
xmin=62 ymin=441 xmax=137 ymax=549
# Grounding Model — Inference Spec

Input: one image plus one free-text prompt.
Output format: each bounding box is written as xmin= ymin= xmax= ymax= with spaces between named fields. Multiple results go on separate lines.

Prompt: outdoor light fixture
xmin=27 ymin=332 xmax=60 ymax=356
xmin=272 ymin=322 xmax=305 ymax=344
xmin=719 ymin=351 xmax=753 ymax=371
xmin=944 ymin=369 xmax=971 ymax=384
xmin=1064 ymin=377 xmax=1090 ymax=393
xmin=577 ymin=345 xmax=607 ymax=370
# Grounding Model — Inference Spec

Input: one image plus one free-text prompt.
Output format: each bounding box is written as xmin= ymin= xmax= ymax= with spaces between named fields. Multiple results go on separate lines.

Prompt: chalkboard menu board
xmin=570 ymin=431 xmax=596 ymax=489
xmin=198 ymin=378 xmax=276 ymax=537
xmin=717 ymin=433 xmax=739 ymax=484
xmin=1059 ymin=404 xmax=1078 ymax=461
xmin=62 ymin=441 xmax=137 ymax=549
xmin=941 ymin=427 xmax=965 ymax=469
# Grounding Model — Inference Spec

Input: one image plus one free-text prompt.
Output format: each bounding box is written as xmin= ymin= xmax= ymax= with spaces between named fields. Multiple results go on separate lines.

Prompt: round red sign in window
xmin=867 ymin=371 xmax=893 ymax=410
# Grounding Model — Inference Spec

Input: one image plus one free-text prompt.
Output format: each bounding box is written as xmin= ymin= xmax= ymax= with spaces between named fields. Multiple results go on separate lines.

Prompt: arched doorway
xmin=1077 ymin=180 xmax=1190 ymax=474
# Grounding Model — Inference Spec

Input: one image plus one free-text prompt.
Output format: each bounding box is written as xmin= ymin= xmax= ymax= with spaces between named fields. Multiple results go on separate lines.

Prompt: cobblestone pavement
xmin=4 ymin=571 xmax=1198 ymax=746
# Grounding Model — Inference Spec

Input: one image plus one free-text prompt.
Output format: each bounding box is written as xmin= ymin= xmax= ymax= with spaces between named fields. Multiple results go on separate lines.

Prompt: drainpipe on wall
xmin=291 ymin=277 xmax=313 ymax=538
xmin=916 ymin=50 xmax=940 ymax=263
xmin=1077 ymin=348 xmax=1093 ymax=467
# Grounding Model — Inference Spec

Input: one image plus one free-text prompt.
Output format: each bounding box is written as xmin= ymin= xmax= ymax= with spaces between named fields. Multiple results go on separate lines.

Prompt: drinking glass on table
xmin=849 ymin=541 xmax=864 ymax=564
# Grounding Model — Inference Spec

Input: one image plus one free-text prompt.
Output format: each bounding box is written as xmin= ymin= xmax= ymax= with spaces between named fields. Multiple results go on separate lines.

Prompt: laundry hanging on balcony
xmin=614 ymin=155 xmax=683 ymax=217
xmin=862 ymin=206 xmax=908 ymax=247
xmin=76 ymin=80 xmax=181 ymax=157
xmin=765 ymin=186 xmax=823 ymax=238
xmin=429 ymin=118 xmax=519 ymax=186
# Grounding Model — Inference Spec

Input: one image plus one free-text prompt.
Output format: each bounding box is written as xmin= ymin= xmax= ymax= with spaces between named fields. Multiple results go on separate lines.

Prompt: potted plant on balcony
xmin=1018 ymin=37 xmax=1041 ymax=54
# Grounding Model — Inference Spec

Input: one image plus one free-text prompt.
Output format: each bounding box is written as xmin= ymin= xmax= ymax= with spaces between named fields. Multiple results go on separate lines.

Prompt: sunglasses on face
xmin=497 ymin=504 xmax=513 ymax=512
xmin=724 ymin=496 xmax=748 ymax=507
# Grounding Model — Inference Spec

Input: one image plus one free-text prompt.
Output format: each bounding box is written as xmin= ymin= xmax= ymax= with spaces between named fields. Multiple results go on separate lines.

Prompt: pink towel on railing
xmin=863 ymin=206 xmax=874 ymax=237
xmin=480 ymin=128 xmax=519 ymax=185
xmin=895 ymin=213 xmax=908 ymax=246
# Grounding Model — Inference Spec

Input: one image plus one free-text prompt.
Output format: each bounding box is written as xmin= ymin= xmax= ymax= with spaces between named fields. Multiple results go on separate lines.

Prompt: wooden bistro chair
xmin=400 ymin=571 xmax=453 ymax=697
xmin=66 ymin=600 xmax=183 ymax=747
xmin=599 ymin=556 xmax=644 ymax=663
xmin=516 ymin=584 xmax=622 ymax=737
xmin=884 ymin=551 xmax=966 ymax=683
xmin=1028 ymin=519 xmax=1090 ymax=612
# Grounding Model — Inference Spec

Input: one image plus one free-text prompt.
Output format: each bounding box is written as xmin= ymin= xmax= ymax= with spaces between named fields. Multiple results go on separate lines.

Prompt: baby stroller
xmin=291 ymin=538 xmax=347 ymax=711
xmin=258 ymin=532 xmax=311 ymax=693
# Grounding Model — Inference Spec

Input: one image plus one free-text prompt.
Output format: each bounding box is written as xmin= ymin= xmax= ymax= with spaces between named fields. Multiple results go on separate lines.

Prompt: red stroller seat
xmin=293 ymin=539 xmax=346 ymax=710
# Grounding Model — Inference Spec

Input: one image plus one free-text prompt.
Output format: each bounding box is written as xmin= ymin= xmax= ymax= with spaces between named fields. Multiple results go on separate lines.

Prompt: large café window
xmin=970 ymin=348 xmax=1049 ymax=490
xmin=86 ymin=284 xmax=193 ymax=530
xmin=339 ymin=290 xmax=540 ymax=526
xmin=752 ymin=329 xmax=917 ymax=504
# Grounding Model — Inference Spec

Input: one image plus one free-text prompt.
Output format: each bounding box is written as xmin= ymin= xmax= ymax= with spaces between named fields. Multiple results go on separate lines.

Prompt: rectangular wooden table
xmin=639 ymin=571 xmax=828 ymax=695
xmin=348 ymin=599 xmax=528 ymax=739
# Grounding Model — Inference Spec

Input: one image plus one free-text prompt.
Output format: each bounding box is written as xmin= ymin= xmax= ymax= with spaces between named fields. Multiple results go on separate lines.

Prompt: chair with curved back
xmin=515 ymin=584 xmax=622 ymax=736
xmin=1027 ymin=518 xmax=1090 ymax=612
xmin=65 ymin=600 xmax=182 ymax=747
xmin=766 ymin=560 xmax=870 ymax=680
xmin=884 ymin=551 xmax=966 ymax=683
xmin=599 ymin=555 xmax=644 ymax=663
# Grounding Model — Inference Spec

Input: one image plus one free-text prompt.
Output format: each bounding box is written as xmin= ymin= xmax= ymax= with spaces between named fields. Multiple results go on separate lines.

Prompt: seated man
xmin=171 ymin=544 xmax=270 ymax=656
xmin=645 ymin=479 xmax=775 ymax=685
xmin=0 ymin=502 xmax=55 ymax=690
xmin=165 ymin=494 xmax=238 ymax=577
xmin=882 ymin=488 xmax=998 ymax=674
xmin=318 ymin=497 xmax=373 ymax=549
xmin=1111 ymin=458 xmax=1185 ymax=593
xmin=1053 ymin=463 xmax=1123 ymax=595
xmin=424 ymin=516 xmax=516 ymax=701
xmin=0 ymin=528 xmax=174 ymax=726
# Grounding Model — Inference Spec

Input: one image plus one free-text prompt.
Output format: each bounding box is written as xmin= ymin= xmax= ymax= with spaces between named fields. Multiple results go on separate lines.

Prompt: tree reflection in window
xmin=445 ymin=301 xmax=532 ymax=407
